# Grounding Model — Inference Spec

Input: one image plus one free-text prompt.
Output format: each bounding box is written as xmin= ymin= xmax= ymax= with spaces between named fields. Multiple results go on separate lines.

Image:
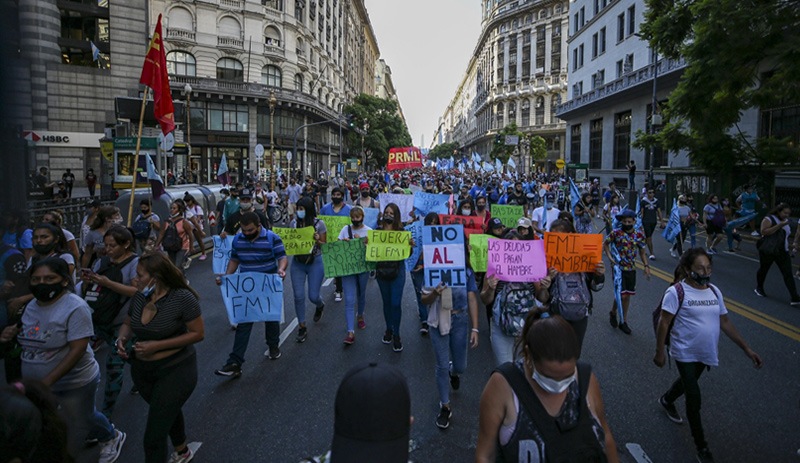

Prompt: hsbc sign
xmin=24 ymin=130 xmax=104 ymax=148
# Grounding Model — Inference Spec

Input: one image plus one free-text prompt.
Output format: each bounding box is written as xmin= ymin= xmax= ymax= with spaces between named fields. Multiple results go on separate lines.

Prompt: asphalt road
xmin=76 ymin=225 xmax=800 ymax=462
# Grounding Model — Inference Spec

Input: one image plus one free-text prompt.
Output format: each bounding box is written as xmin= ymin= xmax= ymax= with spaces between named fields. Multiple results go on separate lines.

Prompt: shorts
xmin=591 ymin=198 xmax=600 ymax=207
xmin=621 ymin=270 xmax=636 ymax=295
xmin=706 ymin=223 xmax=723 ymax=235
xmin=643 ymin=222 xmax=657 ymax=238
xmin=287 ymin=202 xmax=297 ymax=216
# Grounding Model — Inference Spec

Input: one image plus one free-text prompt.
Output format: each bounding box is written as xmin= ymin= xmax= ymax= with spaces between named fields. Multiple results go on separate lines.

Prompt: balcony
xmin=220 ymin=0 xmax=242 ymax=8
xmin=165 ymin=28 xmax=195 ymax=44
xmin=265 ymin=6 xmax=283 ymax=21
xmin=218 ymin=36 xmax=243 ymax=50
xmin=264 ymin=44 xmax=285 ymax=58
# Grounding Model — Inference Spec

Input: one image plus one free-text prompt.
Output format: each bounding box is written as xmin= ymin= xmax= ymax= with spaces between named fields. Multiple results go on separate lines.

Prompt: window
xmin=208 ymin=102 xmax=248 ymax=132
xmin=508 ymin=101 xmax=517 ymax=122
xmin=265 ymin=26 xmax=282 ymax=47
xmin=551 ymin=24 xmax=561 ymax=71
xmin=59 ymin=0 xmax=111 ymax=67
xmin=616 ymin=59 xmax=624 ymax=78
xmin=572 ymin=81 xmax=583 ymax=98
xmin=617 ymin=13 xmax=625 ymax=42
xmin=570 ymin=124 xmax=581 ymax=164
xmin=572 ymin=48 xmax=579 ymax=72
xmin=579 ymin=7 xmax=585 ymax=28
xmin=168 ymin=7 xmax=193 ymax=31
xmin=593 ymin=0 xmax=599 ymax=15
xmin=166 ymin=51 xmax=196 ymax=76
xmin=216 ymin=58 xmax=243 ymax=81
xmin=295 ymin=0 xmax=304 ymax=21
xmin=535 ymin=97 xmax=545 ymax=125
xmin=495 ymin=103 xmax=504 ymax=129
xmin=218 ymin=16 xmax=241 ymax=39
xmin=592 ymin=70 xmax=604 ymax=89
xmin=599 ymin=27 xmax=606 ymax=54
xmin=536 ymin=25 xmax=546 ymax=71
xmin=296 ymin=37 xmax=305 ymax=56
xmin=262 ymin=65 xmax=282 ymax=87
xmin=627 ymin=5 xmax=636 ymax=36
xmin=592 ymin=33 xmax=598 ymax=59
xmin=573 ymin=13 xmax=579 ymax=34
xmin=550 ymin=95 xmax=561 ymax=124
xmin=589 ymin=118 xmax=603 ymax=169
xmin=294 ymin=73 xmax=304 ymax=92
xmin=613 ymin=111 xmax=632 ymax=169
xmin=578 ymin=44 xmax=584 ymax=68
xmin=624 ymin=53 xmax=634 ymax=73
xmin=521 ymin=99 xmax=531 ymax=126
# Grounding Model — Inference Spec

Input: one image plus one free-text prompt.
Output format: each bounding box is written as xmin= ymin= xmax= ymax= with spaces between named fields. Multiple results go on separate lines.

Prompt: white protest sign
xmin=219 ymin=272 xmax=284 ymax=324
xmin=378 ymin=193 xmax=414 ymax=221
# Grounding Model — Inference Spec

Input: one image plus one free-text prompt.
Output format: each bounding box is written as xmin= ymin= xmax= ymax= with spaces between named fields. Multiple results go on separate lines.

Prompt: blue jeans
xmin=411 ymin=268 xmax=429 ymax=323
xmin=429 ymin=311 xmax=469 ymax=405
xmin=94 ymin=324 xmax=124 ymax=419
xmin=688 ymin=223 xmax=697 ymax=248
xmin=725 ymin=227 xmax=742 ymax=250
xmin=377 ymin=271 xmax=406 ymax=335
xmin=290 ymin=257 xmax=325 ymax=324
xmin=342 ymin=272 xmax=369 ymax=332
xmin=56 ymin=374 xmax=115 ymax=455
xmin=490 ymin=322 xmax=518 ymax=366
xmin=228 ymin=321 xmax=280 ymax=365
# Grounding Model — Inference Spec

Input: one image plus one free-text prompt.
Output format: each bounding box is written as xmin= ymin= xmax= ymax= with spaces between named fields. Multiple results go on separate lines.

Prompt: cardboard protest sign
xmin=486 ymin=238 xmax=547 ymax=282
xmin=220 ymin=272 xmax=283 ymax=324
xmin=439 ymin=214 xmax=484 ymax=236
xmin=366 ymin=230 xmax=411 ymax=261
xmin=363 ymin=207 xmax=380 ymax=229
xmin=387 ymin=147 xmax=423 ymax=171
xmin=423 ymin=225 xmax=467 ymax=287
xmin=491 ymin=204 xmax=525 ymax=228
xmin=272 ymin=227 xmax=315 ymax=255
xmin=378 ymin=193 xmax=414 ymax=221
xmin=405 ymin=221 xmax=423 ymax=272
xmin=212 ymin=235 xmax=235 ymax=274
xmin=321 ymin=239 xmax=374 ymax=278
xmin=414 ymin=192 xmax=450 ymax=217
xmin=544 ymin=232 xmax=603 ymax=273
xmin=318 ymin=215 xmax=352 ymax=243
xmin=469 ymin=234 xmax=491 ymax=273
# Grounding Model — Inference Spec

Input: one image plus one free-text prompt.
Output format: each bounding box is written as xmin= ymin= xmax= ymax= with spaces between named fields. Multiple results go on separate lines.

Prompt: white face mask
xmin=532 ymin=367 xmax=576 ymax=394
xmin=461 ymin=208 xmax=472 ymax=215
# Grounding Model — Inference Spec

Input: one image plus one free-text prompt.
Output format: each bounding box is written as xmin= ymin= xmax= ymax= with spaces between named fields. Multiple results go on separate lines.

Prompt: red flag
xmin=140 ymin=14 xmax=175 ymax=135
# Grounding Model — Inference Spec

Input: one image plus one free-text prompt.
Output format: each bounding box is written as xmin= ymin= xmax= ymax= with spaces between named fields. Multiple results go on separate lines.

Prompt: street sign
xmin=505 ymin=135 xmax=519 ymax=146
xmin=158 ymin=132 xmax=174 ymax=152
xmin=286 ymin=151 xmax=293 ymax=161
xmin=254 ymin=144 xmax=264 ymax=160
xmin=556 ymin=159 xmax=566 ymax=169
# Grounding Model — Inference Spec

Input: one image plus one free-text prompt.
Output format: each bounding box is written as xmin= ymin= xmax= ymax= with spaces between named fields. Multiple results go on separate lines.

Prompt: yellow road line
xmin=646 ymin=266 xmax=800 ymax=343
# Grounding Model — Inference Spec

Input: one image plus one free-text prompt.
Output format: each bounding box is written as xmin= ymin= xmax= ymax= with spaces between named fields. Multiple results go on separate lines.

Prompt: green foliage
xmin=529 ymin=135 xmax=547 ymax=161
xmin=428 ymin=142 xmax=460 ymax=160
xmin=343 ymin=94 xmax=412 ymax=168
xmin=638 ymin=0 xmax=800 ymax=173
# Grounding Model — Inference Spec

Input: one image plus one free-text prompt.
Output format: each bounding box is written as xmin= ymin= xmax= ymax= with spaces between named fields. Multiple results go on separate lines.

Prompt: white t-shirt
xmin=266 ymin=191 xmax=279 ymax=207
xmin=337 ymin=224 xmax=372 ymax=240
xmin=531 ymin=207 xmax=561 ymax=232
xmin=62 ymin=227 xmax=76 ymax=243
xmin=662 ymin=282 xmax=727 ymax=366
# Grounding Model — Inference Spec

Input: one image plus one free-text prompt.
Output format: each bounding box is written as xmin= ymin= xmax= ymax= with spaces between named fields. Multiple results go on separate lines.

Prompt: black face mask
xmin=621 ymin=224 xmax=634 ymax=232
xmin=243 ymin=231 xmax=259 ymax=241
xmin=332 ymin=197 xmax=343 ymax=205
xmin=690 ymin=271 xmax=711 ymax=286
xmin=477 ymin=204 xmax=486 ymax=211
xmin=361 ymin=191 xmax=370 ymax=198
xmin=33 ymin=242 xmax=56 ymax=255
xmin=141 ymin=209 xmax=150 ymax=214
xmin=30 ymin=282 xmax=65 ymax=302
xmin=383 ymin=216 xmax=395 ymax=224
xmin=351 ymin=220 xmax=363 ymax=227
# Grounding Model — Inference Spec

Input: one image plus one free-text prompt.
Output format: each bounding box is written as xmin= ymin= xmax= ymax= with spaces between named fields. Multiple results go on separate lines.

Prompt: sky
xmin=365 ymin=0 xmax=483 ymax=148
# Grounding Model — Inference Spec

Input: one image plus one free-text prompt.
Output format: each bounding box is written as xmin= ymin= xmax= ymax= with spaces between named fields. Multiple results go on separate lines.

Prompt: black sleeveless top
xmin=495 ymin=361 xmax=607 ymax=463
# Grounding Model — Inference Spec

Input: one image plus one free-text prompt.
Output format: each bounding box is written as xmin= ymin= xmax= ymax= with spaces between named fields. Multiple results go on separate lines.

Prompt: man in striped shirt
xmin=215 ymin=212 xmax=288 ymax=378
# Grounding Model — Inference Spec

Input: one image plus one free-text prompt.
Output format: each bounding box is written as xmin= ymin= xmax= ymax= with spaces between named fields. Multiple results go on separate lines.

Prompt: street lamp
xmin=182 ymin=83 xmax=193 ymax=183
xmin=269 ymin=91 xmax=277 ymax=191
xmin=648 ymin=47 xmax=661 ymax=188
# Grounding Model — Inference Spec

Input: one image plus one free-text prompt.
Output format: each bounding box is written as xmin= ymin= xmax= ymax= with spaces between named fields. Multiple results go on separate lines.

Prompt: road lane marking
xmin=625 ymin=443 xmax=654 ymax=463
xmin=648 ymin=266 xmax=800 ymax=342
xmin=279 ymin=317 xmax=299 ymax=346
xmin=323 ymin=278 xmax=333 ymax=287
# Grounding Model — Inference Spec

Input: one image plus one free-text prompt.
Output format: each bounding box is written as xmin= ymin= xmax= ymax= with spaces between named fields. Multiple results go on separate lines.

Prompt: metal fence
xmin=27 ymin=197 xmax=116 ymax=236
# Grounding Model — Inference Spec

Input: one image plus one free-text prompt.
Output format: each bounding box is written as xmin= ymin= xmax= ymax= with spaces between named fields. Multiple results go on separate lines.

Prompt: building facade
xmin=434 ymin=0 xmax=570 ymax=173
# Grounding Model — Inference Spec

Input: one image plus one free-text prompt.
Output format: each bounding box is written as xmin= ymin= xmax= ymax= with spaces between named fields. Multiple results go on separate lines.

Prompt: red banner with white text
xmin=387 ymin=147 xmax=423 ymax=171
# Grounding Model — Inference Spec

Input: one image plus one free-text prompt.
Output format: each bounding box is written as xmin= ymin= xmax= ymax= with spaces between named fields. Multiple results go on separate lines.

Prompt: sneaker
xmin=649 ymin=255 xmax=656 ymax=260
xmin=670 ymin=248 xmax=678 ymax=258
xmin=754 ymin=288 xmax=766 ymax=297
xmin=230 ymin=324 xmax=238 ymax=330
xmin=449 ymin=372 xmax=460 ymax=391
xmin=790 ymin=299 xmax=800 ymax=307
xmin=618 ymin=322 xmax=632 ymax=335
xmin=357 ymin=315 xmax=366 ymax=330
xmin=392 ymin=335 xmax=403 ymax=352
xmin=369 ymin=270 xmax=376 ymax=279
xmin=84 ymin=437 xmax=99 ymax=447
xmin=169 ymin=442 xmax=201 ymax=463
xmin=435 ymin=404 xmax=452 ymax=429
xmin=420 ymin=322 xmax=429 ymax=335
xmin=198 ymin=254 xmax=207 ymax=261
xmin=706 ymin=248 xmax=716 ymax=255
xmin=334 ymin=291 xmax=343 ymax=302
xmin=382 ymin=330 xmax=393 ymax=344
xmin=98 ymin=428 xmax=126 ymax=463
xmin=750 ymin=230 xmax=760 ymax=236
xmin=343 ymin=332 xmax=355 ymax=345
xmin=659 ymin=395 xmax=684 ymax=424
xmin=214 ymin=363 xmax=242 ymax=377
xmin=296 ymin=326 xmax=308 ymax=343
xmin=313 ymin=303 xmax=325 ymax=322
xmin=609 ymin=311 xmax=618 ymax=328
xmin=696 ymin=447 xmax=715 ymax=462
xmin=266 ymin=347 xmax=281 ymax=360
xmin=130 ymin=385 xmax=139 ymax=395
xmin=182 ymin=257 xmax=192 ymax=270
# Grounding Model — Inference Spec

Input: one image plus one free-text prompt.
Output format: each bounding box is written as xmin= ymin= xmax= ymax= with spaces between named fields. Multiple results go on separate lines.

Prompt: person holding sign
xmin=320 ymin=188 xmax=352 ymax=304
xmin=410 ymin=213 xmax=441 ymax=336
xmin=474 ymin=196 xmax=491 ymax=230
xmin=214 ymin=212 xmax=287 ymax=377
xmin=420 ymin=239 xmax=480 ymax=430
xmin=116 ymin=253 xmax=205 ymax=463
xmin=574 ymin=193 xmax=597 ymax=235
xmin=289 ymin=197 xmax=328 ymax=343
xmin=337 ymin=207 xmax=372 ymax=345
xmin=376 ymin=203 xmax=413 ymax=353
xmin=603 ymin=210 xmax=650 ymax=335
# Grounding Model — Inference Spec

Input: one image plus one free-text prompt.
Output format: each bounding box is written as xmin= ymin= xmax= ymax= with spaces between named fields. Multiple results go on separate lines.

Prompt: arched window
xmin=550 ymin=94 xmax=562 ymax=123
xmin=166 ymin=51 xmax=196 ymax=76
xmin=265 ymin=26 xmax=282 ymax=47
xmin=495 ymin=102 xmax=504 ymax=128
xmin=508 ymin=101 xmax=517 ymax=121
xmin=262 ymin=65 xmax=282 ymax=87
xmin=535 ymin=96 xmax=545 ymax=125
xmin=216 ymin=58 xmax=243 ymax=81
xmin=554 ymin=3 xmax=563 ymax=14
xmin=296 ymin=37 xmax=305 ymax=57
xmin=521 ymin=99 xmax=531 ymax=126
xmin=294 ymin=73 xmax=304 ymax=92
xmin=218 ymin=16 xmax=241 ymax=39
xmin=168 ymin=7 xmax=193 ymax=31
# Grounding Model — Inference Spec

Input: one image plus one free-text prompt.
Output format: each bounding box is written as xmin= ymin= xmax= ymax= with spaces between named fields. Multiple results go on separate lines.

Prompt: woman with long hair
xmin=376 ymin=203 xmax=410 ymax=353
xmin=0 ymin=258 xmax=126 ymax=461
xmin=155 ymin=200 xmax=194 ymax=271
xmin=476 ymin=309 xmax=619 ymax=462
xmin=116 ymin=252 xmax=204 ymax=463
xmin=81 ymin=206 xmax=121 ymax=269
xmin=754 ymin=203 xmax=800 ymax=305
xmin=289 ymin=196 xmax=327 ymax=343
xmin=338 ymin=206 xmax=371 ymax=345
xmin=30 ymin=223 xmax=74 ymax=278
xmin=574 ymin=192 xmax=596 ymax=234
xmin=43 ymin=210 xmax=80 ymax=264
xmin=602 ymin=194 xmax=621 ymax=235
xmin=474 ymin=195 xmax=491 ymax=230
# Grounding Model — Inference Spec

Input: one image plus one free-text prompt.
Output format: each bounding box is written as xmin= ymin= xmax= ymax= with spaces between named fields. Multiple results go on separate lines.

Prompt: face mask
xmin=383 ymin=215 xmax=394 ymax=223
xmin=141 ymin=209 xmax=150 ymax=214
xmin=30 ymin=282 xmax=65 ymax=303
xmin=546 ymin=204 xmax=554 ymax=210
xmin=332 ymin=197 xmax=343 ymax=205
xmin=690 ymin=271 xmax=711 ymax=286
xmin=33 ymin=242 xmax=56 ymax=255
xmin=297 ymin=210 xmax=306 ymax=220
xmin=532 ymin=367 xmax=576 ymax=394
xmin=243 ymin=230 xmax=259 ymax=241
xmin=240 ymin=201 xmax=254 ymax=211
xmin=351 ymin=220 xmax=363 ymax=228
xmin=461 ymin=208 xmax=472 ymax=215
xmin=361 ymin=191 xmax=370 ymax=198
xmin=477 ymin=204 xmax=486 ymax=211
xmin=679 ymin=201 xmax=686 ymax=206
xmin=111 ymin=217 xmax=123 ymax=225
xmin=621 ymin=224 xmax=634 ymax=231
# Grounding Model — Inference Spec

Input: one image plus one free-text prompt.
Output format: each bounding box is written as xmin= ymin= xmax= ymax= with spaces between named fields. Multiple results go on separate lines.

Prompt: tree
xmin=428 ymin=142 xmax=460 ymax=160
xmin=490 ymin=123 xmax=525 ymax=162
xmin=529 ymin=135 xmax=547 ymax=162
xmin=635 ymin=0 xmax=800 ymax=174
xmin=343 ymin=94 xmax=412 ymax=168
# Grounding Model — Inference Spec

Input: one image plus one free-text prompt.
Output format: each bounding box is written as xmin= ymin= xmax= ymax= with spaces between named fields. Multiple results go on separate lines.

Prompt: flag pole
xmin=127 ymin=86 xmax=151 ymax=227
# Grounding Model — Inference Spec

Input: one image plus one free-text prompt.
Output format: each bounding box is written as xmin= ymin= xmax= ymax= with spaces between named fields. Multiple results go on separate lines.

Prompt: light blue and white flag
xmin=662 ymin=198 xmax=681 ymax=243
xmin=569 ymin=177 xmax=581 ymax=216
xmin=507 ymin=157 xmax=517 ymax=170
xmin=91 ymin=41 xmax=100 ymax=62
xmin=495 ymin=158 xmax=503 ymax=173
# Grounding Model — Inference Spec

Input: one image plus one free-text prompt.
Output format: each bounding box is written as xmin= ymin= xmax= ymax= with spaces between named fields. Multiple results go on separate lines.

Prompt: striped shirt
xmin=128 ymin=288 xmax=201 ymax=342
xmin=230 ymin=227 xmax=287 ymax=273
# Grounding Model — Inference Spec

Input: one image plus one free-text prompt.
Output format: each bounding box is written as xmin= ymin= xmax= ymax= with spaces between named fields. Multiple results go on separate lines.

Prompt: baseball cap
xmin=488 ymin=217 xmax=504 ymax=230
xmin=359 ymin=182 xmax=370 ymax=190
xmin=517 ymin=217 xmax=533 ymax=228
xmin=545 ymin=192 xmax=556 ymax=201
xmin=239 ymin=188 xmax=253 ymax=199
xmin=615 ymin=209 xmax=637 ymax=221
xmin=330 ymin=363 xmax=410 ymax=463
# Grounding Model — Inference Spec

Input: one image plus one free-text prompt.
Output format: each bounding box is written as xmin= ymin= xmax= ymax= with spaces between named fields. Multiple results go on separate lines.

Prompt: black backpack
xmin=132 ymin=214 xmax=152 ymax=240
xmin=85 ymin=255 xmax=137 ymax=326
xmin=162 ymin=218 xmax=184 ymax=252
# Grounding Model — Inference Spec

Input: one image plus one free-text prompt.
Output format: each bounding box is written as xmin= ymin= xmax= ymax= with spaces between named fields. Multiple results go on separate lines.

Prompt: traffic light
xmin=345 ymin=114 xmax=355 ymax=128
xmin=495 ymin=134 xmax=502 ymax=145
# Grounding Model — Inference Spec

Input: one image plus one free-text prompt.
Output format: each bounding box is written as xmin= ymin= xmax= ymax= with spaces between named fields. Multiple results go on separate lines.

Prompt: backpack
xmin=549 ymin=273 xmax=592 ymax=321
xmin=652 ymin=282 xmax=721 ymax=347
xmin=709 ymin=206 xmax=726 ymax=228
xmin=756 ymin=216 xmax=785 ymax=257
xmin=493 ymin=282 xmax=538 ymax=337
xmin=132 ymin=214 xmax=152 ymax=240
xmin=162 ymin=218 xmax=184 ymax=252
xmin=85 ymin=255 xmax=137 ymax=326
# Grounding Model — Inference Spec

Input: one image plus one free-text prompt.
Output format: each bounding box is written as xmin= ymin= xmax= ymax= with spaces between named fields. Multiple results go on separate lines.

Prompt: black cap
xmin=239 ymin=188 xmax=253 ymax=199
xmin=488 ymin=217 xmax=504 ymax=230
xmin=615 ymin=209 xmax=637 ymax=221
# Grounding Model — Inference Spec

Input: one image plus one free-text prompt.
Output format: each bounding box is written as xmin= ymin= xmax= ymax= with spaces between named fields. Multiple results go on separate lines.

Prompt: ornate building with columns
xmin=434 ymin=0 xmax=569 ymax=173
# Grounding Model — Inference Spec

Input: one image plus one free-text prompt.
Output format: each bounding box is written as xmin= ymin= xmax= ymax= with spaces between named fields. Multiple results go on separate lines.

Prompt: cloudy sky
xmin=365 ymin=0 xmax=483 ymax=148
